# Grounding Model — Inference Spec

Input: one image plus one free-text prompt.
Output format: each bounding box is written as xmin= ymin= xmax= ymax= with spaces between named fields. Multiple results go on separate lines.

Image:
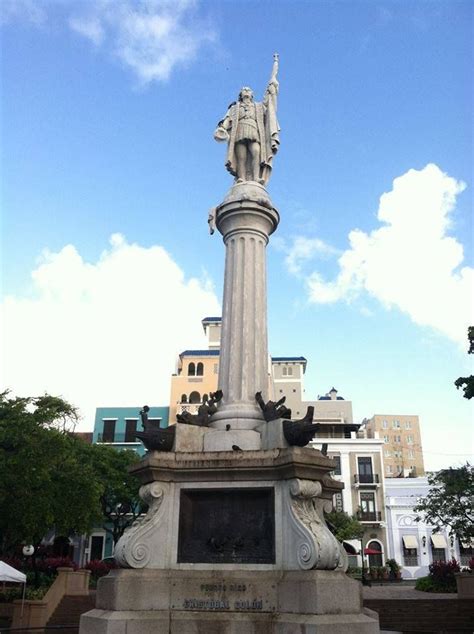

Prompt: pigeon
xmin=232 ymin=445 xmax=242 ymax=452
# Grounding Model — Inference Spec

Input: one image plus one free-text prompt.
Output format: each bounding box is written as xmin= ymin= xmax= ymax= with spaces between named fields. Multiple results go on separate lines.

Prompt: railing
xmin=403 ymin=555 xmax=419 ymax=566
xmin=177 ymin=404 xmax=200 ymax=415
xmin=357 ymin=511 xmax=382 ymax=522
xmin=97 ymin=433 xmax=140 ymax=443
xmin=354 ymin=474 xmax=380 ymax=484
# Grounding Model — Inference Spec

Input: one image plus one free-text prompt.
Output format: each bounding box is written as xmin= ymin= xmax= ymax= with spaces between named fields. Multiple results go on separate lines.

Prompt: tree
xmin=325 ymin=510 xmax=365 ymax=541
xmin=89 ymin=444 xmax=144 ymax=544
xmin=454 ymin=327 xmax=474 ymax=399
xmin=0 ymin=392 xmax=102 ymax=554
xmin=414 ymin=463 xmax=474 ymax=541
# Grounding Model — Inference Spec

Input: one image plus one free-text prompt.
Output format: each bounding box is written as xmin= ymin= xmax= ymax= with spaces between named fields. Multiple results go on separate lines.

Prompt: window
xmin=89 ymin=535 xmax=104 ymax=562
xmin=403 ymin=546 xmax=418 ymax=566
xmin=383 ymin=435 xmax=389 ymax=443
xmin=214 ymin=363 xmax=219 ymax=374
xmin=408 ymin=449 xmax=414 ymax=459
xmin=330 ymin=455 xmax=341 ymax=475
xmin=102 ymin=420 xmax=116 ymax=442
xmin=392 ymin=420 xmax=400 ymax=429
xmin=384 ymin=449 xmax=391 ymax=457
xmin=333 ymin=492 xmax=343 ymax=512
xmin=189 ymin=391 xmax=200 ymax=404
xmin=407 ymin=435 xmax=413 ymax=444
xmin=124 ymin=419 xmax=137 ymax=442
xmin=188 ymin=362 xmax=196 ymax=376
xmin=359 ymin=492 xmax=377 ymax=521
xmin=196 ymin=362 xmax=204 ymax=376
xmin=181 ymin=394 xmax=188 ymax=403
xmin=366 ymin=540 xmax=383 ymax=567
xmin=431 ymin=548 xmax=446 ymax=562
xmin=282 ymin=365 xmax=293 ymax=376
xmin=460 ymin=544 xmax=473 ymax=566
xmin=405 ymin=420 xmax=412 ymax=429
xmin=386 ymin=465 xmax=393 ymax=475
xmin=394 ymin=435 xmax=401 ymax=443
xmin=357 ymin=457 xmax=373 ymax=483
xmin=382 ymin=420 xmax=388 ymax=429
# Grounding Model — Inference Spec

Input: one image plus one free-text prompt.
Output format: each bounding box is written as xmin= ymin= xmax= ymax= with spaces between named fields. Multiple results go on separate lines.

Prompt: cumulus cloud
xmin=0 ymin=0 xmax=45 ymax=26
xmin=1 ymin=234 xmax=220 ymax=427
xmin=273 ymin=236 xmax=338 ymax=275
xmin=303 ymin=164 xmax=472 ymax=346
xmin=68 ymin=0 xmax=216 ymax=83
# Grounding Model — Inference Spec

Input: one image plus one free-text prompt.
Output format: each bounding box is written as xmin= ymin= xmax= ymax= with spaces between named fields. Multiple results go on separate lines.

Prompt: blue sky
xmin=1 ymin=0 xmax=472 ymax=470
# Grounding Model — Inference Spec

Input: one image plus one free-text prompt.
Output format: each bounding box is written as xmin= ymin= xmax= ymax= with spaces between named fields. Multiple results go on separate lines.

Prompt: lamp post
xmin=22 ymin=544 xmax=38 ymax=588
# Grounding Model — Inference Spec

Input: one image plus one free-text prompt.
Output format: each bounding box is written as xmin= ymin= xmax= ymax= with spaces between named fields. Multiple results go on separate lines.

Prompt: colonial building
xmin=384 ymin=478 xmax=471 ymax=578
xmin=363 ymin=414 xmax=425 ymax=477
xmin=308 ymin=392 xmax=387 ymax=569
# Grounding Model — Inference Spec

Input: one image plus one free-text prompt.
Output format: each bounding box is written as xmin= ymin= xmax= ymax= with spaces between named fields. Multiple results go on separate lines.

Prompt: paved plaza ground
xmin=363 ymin=583 xmax=458 ymax=600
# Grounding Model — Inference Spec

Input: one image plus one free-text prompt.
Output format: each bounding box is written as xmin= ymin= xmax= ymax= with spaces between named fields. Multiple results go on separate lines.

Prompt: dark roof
xmin=201 ymin=317 xmax=222 ymax=323
xmin=271 ymin=356 xmax=307 ymax=363
xmin=179 ymin=349 xmax=220 ymax=357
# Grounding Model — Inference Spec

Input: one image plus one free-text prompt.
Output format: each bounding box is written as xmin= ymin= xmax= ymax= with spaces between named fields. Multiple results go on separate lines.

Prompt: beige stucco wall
xmin=169 ymin=356 xmax=219 ymax=424
xmin=366 ymin=415 xmax=425 ymax=477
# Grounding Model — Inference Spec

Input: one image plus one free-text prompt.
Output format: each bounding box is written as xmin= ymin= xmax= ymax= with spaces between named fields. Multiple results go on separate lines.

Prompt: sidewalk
xmin=363 ymin=584 xmax=457 ymax=600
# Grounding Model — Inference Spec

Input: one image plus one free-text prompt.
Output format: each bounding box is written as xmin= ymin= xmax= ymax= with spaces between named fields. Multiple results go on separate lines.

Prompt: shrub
xmin=85 ymin=559 xmax=116 ymax=579
xmin=36 ymin=557 xmax=77 ymax=575
xmin=429 ymin=558 xmax=460 ymax=590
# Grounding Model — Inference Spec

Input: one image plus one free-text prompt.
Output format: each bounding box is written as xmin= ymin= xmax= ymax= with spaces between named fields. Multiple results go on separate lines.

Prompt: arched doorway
xmin=189 ymin=391 xmax=201 ymax=404
xmin=365 ymin=540 xmax=383 ymax=567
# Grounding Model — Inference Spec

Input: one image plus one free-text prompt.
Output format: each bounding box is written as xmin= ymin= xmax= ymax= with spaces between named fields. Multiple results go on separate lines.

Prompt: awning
xmin=402 ymin=535 xmax=418 ymax=549
xmin=342 ymin=541 xmax=358 ymax=555
xmin=364 ymin=548 xmax=381 ymax=555
xmin=431 ymin=534 xmax=447 ymax=549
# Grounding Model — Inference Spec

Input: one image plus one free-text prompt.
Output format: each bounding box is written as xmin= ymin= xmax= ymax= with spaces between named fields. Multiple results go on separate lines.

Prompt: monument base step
xmin=79 ymin=569 xmax=379 ymax=633
xmin=80 ymin=608 xmax=379 ymax=633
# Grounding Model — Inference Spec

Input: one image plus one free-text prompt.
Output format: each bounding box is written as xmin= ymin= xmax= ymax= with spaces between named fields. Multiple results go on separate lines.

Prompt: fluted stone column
xmin=210 ymin=182 xmax=279 ymax=431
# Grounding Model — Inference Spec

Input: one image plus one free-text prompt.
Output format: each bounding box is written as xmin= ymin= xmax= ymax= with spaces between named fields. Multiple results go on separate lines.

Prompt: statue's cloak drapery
xmin=224 ymin=97 xmax=279 ymax=184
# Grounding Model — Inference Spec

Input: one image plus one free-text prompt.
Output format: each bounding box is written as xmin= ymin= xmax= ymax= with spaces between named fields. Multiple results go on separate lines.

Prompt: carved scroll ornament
xmin=286 ymin=479 xmax=345 ymax=571
xmin=114 ymin=482 xmax=168 ymax=568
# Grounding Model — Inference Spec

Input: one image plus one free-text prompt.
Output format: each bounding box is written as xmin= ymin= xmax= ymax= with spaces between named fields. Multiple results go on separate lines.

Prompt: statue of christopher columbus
xmin=214 ymin=54 xmax=280 ymax=186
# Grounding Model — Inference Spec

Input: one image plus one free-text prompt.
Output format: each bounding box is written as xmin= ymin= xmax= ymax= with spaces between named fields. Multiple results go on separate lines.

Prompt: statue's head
xmin=238 ymin=87 xmax=254 ymax=102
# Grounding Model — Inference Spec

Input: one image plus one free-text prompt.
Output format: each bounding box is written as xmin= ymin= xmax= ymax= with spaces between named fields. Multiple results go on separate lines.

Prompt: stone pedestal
xmin=80 ymin=447 xmax=380 ymax=633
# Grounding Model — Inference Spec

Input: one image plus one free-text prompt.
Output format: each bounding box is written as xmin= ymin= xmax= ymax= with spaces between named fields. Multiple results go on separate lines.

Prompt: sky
xmin=1 ymin=0 xmax=472 ymax=471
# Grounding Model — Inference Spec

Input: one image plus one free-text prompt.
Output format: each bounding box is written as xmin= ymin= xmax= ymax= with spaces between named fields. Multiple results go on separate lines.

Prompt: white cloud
xmin=69 ymin=16 xmax=104 ymax=46
xmin=274 ymin=236 xmax=339 ymax=275
xmin=1 ymin=234 xmax=220 ymax=428
xmin=68 ymin=0 xmax=216 ymax=83
xmin=0 ymin=0 xmax=45 ymax=26
xmin=304 ymin=164 xmax=473 ymax=346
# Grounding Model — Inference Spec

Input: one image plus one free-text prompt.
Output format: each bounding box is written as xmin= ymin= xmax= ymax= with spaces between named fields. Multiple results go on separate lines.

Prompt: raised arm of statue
xmin=264 ymin=53 xmax=279 ymax=104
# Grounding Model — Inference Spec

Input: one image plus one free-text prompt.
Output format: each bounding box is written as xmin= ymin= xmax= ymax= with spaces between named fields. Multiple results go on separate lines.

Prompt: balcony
xmin=177 ymin=403 xmax=200 ymax=415
xmin=354 ymin=473 xmax=380 ymax=486
xmin=356 ymin=511 xmax=382 ymax=522
xmin=97 ymin=433 xmax=141 ymax=444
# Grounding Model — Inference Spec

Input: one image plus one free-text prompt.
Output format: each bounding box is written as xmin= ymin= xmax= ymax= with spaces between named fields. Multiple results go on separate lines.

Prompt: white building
xmin=384 ymin=478 xmax=472 ymax=578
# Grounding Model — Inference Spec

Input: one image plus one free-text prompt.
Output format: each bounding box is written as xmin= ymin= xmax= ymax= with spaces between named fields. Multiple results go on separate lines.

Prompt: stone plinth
xmin=80 ymin=569 xmax=379 ymax=634
xmin=211 ymin=182 xmax=279 ymax=431
xmin=80 ymin=446 xmax=379 ymax=633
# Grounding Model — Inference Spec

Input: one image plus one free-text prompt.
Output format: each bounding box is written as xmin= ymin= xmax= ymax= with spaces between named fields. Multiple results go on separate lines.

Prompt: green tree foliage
xmin=454 ymin=326 xmax=474 ymax=399
xmin=0 ymin=392 xmax=143 ymax=554
xmin=414 ymin=463 xmax=474 ymax=541
xmin=325 ymin=510 xmax=365 ymax=541
xmin=0 ymin=392 xmax=102 ymax=554
xmin=89 ymin=444 xmax=144 ymax=544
